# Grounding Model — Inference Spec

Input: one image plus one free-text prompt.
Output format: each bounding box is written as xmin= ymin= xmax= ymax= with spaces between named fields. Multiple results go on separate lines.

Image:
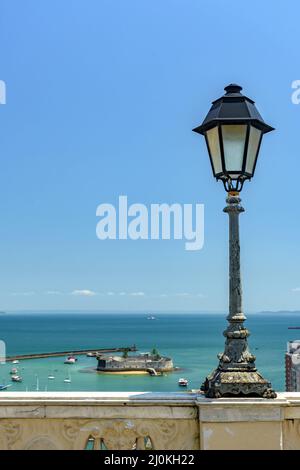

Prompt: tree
xmin=151 ymin=347 xmax=161 ymax=359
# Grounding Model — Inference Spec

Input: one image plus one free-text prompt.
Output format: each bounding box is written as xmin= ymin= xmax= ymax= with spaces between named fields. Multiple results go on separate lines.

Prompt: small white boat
xmin=11 ymin=375 xmax=22 ymax=383
xmin=64 ymin=372 xmax=71 ymax=383
xmin=10 ymin=367 xmax=18 ymax=374
xmin=48 ymin=374 xmax=55 ymax=380
xmin=12 ymin=360 xmax=19 ymax=364
xmin=147 ymin=315 xmax=156 ymax=320
xmin=64 ymin=355 xmax=76 ymax=364
xmin=178 ymin=378 xmax=188 ymax=387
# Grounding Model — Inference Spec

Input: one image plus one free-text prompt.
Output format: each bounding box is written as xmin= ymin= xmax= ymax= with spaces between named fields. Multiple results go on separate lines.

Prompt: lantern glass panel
xmin=206 ymin=126 xmax=222 ymax=175
xmin=245 ymin=125 xmax=262 ymax=175
xmin=221 ymin=124 xmax=247 ymax=173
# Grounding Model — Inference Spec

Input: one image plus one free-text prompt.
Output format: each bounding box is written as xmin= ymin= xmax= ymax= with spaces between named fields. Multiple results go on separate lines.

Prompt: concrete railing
xmin=0 ymin=392 xmax=300 ymax=449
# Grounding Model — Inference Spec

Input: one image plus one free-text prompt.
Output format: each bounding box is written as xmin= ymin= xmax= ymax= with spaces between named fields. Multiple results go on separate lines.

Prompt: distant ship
xmin=147 ymin=315 xmax=156 ymax=320
xmin=288 ymin=327 xmax=300 ymax=330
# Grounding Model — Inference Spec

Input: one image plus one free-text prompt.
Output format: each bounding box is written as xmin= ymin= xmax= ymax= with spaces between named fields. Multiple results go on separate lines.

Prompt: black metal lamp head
xmin=193 ymin=84 xmax=274 ymax=192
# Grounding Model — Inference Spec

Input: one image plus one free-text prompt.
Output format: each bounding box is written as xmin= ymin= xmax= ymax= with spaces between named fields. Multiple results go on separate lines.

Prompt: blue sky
xmin=0 ymin=0 xmax=299 ymax=312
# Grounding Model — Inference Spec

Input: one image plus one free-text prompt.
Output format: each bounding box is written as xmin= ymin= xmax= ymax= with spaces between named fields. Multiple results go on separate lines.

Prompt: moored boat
xmin=178 ymin=377 xmax=188 ymax=387
xmin=64 ymin=372 xmax=71 ymax=383
xmin=64 ymin=355 xmax=76 ymax=364
xmin=11 ymin=374 xmax=22 ymax=382
xmin=0 ymin=384 xmax=11 ymax=390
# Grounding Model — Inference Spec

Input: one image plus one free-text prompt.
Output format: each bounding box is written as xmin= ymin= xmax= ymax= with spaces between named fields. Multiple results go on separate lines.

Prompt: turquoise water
xmin=0 ymin=312 xmax=298 ymax=392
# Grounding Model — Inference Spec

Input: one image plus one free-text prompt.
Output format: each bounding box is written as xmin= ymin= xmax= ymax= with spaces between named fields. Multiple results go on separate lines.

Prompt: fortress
xmin=96 ymin=352 xmax=174 ymax=373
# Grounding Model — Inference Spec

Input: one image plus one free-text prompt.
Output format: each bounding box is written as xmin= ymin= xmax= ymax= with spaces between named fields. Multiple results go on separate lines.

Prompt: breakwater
xmin=5 ymin=345 xmax=137 ymax=362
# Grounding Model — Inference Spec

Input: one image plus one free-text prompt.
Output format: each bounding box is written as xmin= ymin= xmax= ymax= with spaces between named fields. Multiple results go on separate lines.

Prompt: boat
xmin=64 ymin=355 xmax=76 ymax=364
xmin=12 ymin=360 xmax=19 ymax=364
xmin=288 ymin=327 xmax=300 ymax=329
xmin=11 ymin=375 xmax=22 ymax=382
xmin=147 ymin=315 xmax=156 ymax=320
xmin=48 ymin=369 xmax=55 ymax=380
xmin=0 ymin=384 xmax=11 ymax=390
xmin=10 ymin=367 xmax=18 ymax=374
xmin=64 ymin=372 xmax=71 ymax=383
xmin=86 ymin=352 xmax=94 ymax=357
xmin=178 ymin=378 xmax=188 ymax=387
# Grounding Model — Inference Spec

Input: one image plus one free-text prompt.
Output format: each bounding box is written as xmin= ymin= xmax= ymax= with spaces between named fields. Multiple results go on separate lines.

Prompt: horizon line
xmin=1 ymin=309 xmax=300 ymax=315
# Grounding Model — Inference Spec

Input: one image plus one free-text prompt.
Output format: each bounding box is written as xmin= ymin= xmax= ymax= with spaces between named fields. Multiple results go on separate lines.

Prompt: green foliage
xmin=151 ymin=347 xmax=161 ymax=359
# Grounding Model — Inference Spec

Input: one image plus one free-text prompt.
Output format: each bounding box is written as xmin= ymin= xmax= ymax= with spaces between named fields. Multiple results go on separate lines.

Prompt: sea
xmin=0 ymin=312 xmax=299 ymax=392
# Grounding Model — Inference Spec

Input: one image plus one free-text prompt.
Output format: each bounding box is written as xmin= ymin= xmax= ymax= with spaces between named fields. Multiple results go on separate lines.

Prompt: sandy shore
xmin=97 ymin=370 xmax=149 ymax=375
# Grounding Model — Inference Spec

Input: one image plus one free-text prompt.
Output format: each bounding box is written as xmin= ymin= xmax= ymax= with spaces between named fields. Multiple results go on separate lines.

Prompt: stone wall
xmin=1 ymin=392 xmax=300 ymax=449
xmin=97 ymin=356 xmax=174 ymax=372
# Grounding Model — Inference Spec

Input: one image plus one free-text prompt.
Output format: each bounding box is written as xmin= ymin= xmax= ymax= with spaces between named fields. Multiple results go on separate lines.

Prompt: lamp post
xmin=193 ymin=84 xmax=276 ymax=398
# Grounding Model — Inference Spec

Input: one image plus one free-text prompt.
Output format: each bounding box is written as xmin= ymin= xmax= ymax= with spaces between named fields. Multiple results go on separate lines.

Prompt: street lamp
xmin=193 ymin=84 xmax=276 ymax=398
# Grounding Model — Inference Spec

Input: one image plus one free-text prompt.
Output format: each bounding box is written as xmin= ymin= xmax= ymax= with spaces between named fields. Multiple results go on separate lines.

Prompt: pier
xmin=5 ymin=345 xmax=137 ymax=362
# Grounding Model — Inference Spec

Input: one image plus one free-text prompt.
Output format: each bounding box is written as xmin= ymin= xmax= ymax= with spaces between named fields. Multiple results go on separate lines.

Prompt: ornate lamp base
xmin=201 ymin=368 xmax=277 ymax=399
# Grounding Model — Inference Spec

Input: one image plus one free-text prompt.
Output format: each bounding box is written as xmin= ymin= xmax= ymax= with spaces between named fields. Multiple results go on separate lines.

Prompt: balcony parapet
xmin=0 ymin=391 xmax=300 ymax=449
